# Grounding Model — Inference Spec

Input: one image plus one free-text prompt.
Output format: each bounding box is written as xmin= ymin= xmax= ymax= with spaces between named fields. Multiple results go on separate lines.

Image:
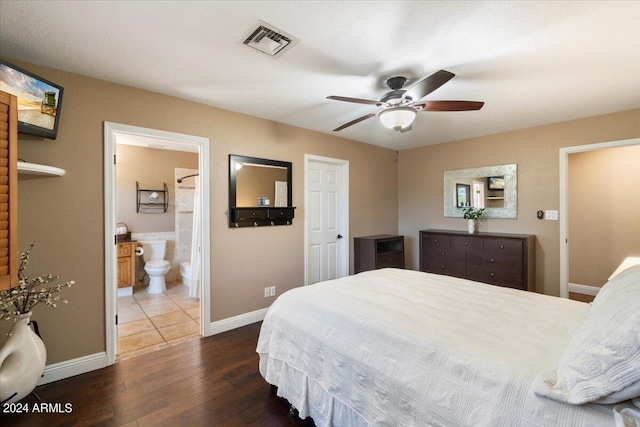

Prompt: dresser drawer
xmin=451 ymin=236 xmax=483 ymax=251
xmin=467 ymin=265 xmax=524 ymax=289
xmin=376 ymin=251 xmax=404 ymax=269
xmin=422 ymin=233 xmax=451 ymax=249
xmin=423 ymin=248 xmax=466 ymax=277
xmin=484 ymin=238 xmax=522 ymax=256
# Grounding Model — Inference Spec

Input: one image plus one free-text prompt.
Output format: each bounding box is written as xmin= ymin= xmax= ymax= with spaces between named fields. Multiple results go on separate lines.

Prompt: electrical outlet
xmin=269 ymin=286 xmax=276 ymax=297
xmin=264 ymin=287 xmax=270 ymax=298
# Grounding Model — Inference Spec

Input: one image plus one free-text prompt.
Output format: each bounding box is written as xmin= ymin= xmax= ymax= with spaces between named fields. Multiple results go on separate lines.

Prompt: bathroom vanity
xmin=117 ymin=242 xmax=136 ymax=288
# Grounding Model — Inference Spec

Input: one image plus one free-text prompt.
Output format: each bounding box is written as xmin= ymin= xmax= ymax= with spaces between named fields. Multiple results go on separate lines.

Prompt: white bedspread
xmin=257 ymin=268 xmax=616 ymax=426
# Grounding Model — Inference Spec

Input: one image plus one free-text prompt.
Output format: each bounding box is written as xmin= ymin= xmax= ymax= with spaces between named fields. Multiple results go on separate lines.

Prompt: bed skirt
xmin=260 ymin=355 xmax=370 ymax=427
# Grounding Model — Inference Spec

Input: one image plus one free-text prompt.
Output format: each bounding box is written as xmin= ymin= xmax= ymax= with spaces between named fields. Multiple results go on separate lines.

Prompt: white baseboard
xmin=568 ymin=283 xmax=601 ymax=296
xmin=35 ymin=309 xmax=268 ymax=385
xmin=117 ymin=286 xmax=133 ymax=297
xmin=38 ymin=352 xmax=107 ymax=386
xmin=208 ymin=307 xmax=268 ymax=335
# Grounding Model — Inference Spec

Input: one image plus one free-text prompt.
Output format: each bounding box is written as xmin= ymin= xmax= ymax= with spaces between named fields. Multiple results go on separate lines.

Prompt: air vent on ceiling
xmin=243 ymin=20 xmax=299 ymax=58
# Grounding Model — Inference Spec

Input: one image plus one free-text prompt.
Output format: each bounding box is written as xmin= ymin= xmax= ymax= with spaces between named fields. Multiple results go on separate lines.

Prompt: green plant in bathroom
xmin=0 ymin=242 xmax=74 ymax=323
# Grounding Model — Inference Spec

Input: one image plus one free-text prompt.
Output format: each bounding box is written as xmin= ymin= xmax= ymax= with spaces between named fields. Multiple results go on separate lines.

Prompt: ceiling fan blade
xmin=333 ymin=112 xmax=376 ymax=131
xmin=327 ymin=95 xmax=382 ymax=106
xmin=420 ymin=101 xmax=484 ymax=111
xmin=403 ymin=70 xmax=455 ymax=101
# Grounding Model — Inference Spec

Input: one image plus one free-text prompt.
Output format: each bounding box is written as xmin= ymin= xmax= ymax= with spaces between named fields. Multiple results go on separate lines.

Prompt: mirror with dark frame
xmin=229 ymin=154 xmax=295 ymax=227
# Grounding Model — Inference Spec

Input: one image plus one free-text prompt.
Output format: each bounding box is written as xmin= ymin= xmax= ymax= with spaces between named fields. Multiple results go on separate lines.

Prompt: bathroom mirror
xmin=444 ymin=164 xmax=517 ymax=219
xmin=229 ymin=154 xmax=294 ymax=227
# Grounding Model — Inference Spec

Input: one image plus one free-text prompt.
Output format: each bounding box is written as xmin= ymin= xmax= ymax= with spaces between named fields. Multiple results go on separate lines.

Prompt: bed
xmin=257 ymin=266 xmax=640 ymax=427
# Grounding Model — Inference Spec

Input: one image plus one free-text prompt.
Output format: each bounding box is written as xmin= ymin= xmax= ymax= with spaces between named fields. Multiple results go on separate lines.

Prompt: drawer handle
xmin=464 ymin=242 xmax=468 ymax=246
xmin=500 ymin=245 xmax=504 ymax=249
xmin=490 ymin=258 xmax=495 ymax=263
xmin=490 ymin=273 xmax=495 ymax=277
xmin=441 ymin=253 xmax=445 ymax=256
xmin=434 ymin=239 xmax=438 ymax=243
xmin=252 ymin=212 xmax=256 ymax=216
xmin=441 ymin=265 xmax=445 ymax=270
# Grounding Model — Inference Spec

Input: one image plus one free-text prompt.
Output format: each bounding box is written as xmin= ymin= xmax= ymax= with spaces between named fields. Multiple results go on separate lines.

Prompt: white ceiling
xmin=1 ymin=1 xmax=639 ymax=151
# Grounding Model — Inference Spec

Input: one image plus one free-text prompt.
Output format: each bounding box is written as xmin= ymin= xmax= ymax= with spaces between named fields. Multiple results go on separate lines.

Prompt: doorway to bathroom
xmin=104 ymin=122 xmax=211 ymax=365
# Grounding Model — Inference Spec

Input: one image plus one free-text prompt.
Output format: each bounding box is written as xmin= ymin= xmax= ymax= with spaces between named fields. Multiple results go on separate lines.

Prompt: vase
xmin=0 ymin=312 xmax=46 ymax=404
xmin=467 ymin=219 xmax=477 ymax=234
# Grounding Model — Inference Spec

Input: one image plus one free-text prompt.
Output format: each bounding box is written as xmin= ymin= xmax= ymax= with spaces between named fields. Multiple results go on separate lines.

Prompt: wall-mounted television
xmin=0 ymin=59 xmax=64 ymax=140
xmin=488 ymin=176 xmax=505 ymax=190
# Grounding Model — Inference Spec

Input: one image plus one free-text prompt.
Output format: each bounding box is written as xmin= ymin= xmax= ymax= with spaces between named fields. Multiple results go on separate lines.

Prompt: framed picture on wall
xmin=456 ymin=183 xmax=471 ymax=207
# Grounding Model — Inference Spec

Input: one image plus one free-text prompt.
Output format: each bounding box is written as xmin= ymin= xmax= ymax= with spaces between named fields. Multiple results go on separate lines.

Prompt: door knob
xmin=337 ymin=234 xmax=343 ymax=239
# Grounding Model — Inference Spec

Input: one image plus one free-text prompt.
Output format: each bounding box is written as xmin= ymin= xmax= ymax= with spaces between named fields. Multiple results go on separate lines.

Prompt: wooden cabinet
xmin=0 ymin=91 xmax=18 ymax=291
xmin=354 ymin=235 xmax=404 ymax=274
xmin=117 ymin=242 xmax=136 ymax=288
xmin=420 ymin=229 xmax=535 ymax=291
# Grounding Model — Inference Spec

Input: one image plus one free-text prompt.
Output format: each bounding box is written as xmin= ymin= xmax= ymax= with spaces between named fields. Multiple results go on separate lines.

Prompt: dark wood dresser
xmin=354 ymin=235 xmax=405 ymax=274
xmin=419 ymin=229 xmax=535 ymax=291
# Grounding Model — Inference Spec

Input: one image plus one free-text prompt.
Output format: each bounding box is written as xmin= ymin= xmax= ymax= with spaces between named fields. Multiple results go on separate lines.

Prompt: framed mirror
xmin=229 ymin=154 xmax=294 ymax=227
xmin=444 ymin=164 xmax=517 ymax=219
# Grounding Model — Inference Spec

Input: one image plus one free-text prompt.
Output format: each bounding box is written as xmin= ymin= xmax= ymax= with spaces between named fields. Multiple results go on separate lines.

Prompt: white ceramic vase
xmin=0 ymin=312 xmax=47 ymax=404
xmin=467 ymin=219 xmax=477 ymax=234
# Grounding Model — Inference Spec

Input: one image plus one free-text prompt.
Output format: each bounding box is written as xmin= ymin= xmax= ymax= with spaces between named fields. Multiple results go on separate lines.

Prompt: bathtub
xmin=180 ymin=261 xmax=191 ymax=289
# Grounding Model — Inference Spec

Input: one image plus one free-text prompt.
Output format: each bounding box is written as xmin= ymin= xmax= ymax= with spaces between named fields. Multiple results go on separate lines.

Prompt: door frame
xmin=304 ymin=154 xmax=349 ymax=285
xmin=559 ymin=136 xmax=640 ymax=298
xmin=104 ymin=121 xmax=212 ymax=365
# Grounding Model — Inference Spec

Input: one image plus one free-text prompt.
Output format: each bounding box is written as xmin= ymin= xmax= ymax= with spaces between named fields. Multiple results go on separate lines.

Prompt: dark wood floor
xmin=1 ymin=322 xmax=315 ymax=426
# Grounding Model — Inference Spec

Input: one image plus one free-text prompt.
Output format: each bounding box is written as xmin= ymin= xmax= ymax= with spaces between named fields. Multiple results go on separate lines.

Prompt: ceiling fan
xmin=327 ymin=70 xmax=484 ymax=132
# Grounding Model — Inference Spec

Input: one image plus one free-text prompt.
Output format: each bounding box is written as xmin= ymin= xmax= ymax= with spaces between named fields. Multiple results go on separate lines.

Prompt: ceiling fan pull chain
xmin=395 ymin=131 xmax=399 ymax=162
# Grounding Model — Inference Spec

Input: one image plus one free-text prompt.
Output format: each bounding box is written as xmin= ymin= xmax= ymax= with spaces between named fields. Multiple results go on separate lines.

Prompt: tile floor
xmin=117 ymin=281 xmax=200 ymax=360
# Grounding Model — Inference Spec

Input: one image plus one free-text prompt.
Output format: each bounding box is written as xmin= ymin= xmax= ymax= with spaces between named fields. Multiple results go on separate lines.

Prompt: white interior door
xmin=274 ymin=180 xmax=288 ymax=207
xmin=472 ymin=180 xmax=485 ymax=208
xmin=305 ymin=155 xmax=349 ymax=285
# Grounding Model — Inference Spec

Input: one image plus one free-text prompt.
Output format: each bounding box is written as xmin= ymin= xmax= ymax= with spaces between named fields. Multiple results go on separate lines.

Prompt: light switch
xmin=545 ymin=210 xmax=558 ymax=220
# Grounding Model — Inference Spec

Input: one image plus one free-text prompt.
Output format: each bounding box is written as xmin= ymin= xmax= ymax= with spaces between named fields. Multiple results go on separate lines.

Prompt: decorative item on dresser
xmin=419 ymin=229 xmax=535 ymax=291
xmin=462 ymin=207 xmax=485 ymax=234
xmin=354 ymin=235 xmax=404 ymax=274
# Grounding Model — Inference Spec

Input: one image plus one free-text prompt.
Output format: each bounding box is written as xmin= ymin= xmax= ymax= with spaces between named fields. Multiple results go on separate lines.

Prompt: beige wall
xmin=398 ymin=109 xmax=640 ymax=296
xmin=115 ymin=144 xmax=199 ymax=233
xmin=2 ymin=59 xmax=398 ymax=364
xmin=568 ymin=145 xmax=640 ymax=287
xmin=5 ymin=55 xmax=639 ymax=367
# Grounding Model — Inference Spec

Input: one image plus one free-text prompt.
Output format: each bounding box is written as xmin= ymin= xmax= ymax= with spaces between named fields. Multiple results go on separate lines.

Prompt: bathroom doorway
xmin=104 ymin=122 xmax=211 ymax=365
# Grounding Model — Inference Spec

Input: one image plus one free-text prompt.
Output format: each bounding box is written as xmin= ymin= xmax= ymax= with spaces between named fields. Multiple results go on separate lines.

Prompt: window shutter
xmin=0 ymin=91 xmax=18 ymax=290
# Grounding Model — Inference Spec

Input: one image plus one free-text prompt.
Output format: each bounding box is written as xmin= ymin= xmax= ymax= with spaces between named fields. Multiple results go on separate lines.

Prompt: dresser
xmin=354 ymin=235 xmax=405 ymax=274
xmin=117 ymin=242 xmax=137 ymax=288
xmin=419 ymin=229 xmax=535 ymax=291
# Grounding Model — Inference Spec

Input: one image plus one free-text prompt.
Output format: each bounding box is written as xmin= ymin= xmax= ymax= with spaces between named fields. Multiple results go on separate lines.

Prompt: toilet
xmin=138 ymin=240 xmax=171 ymax=294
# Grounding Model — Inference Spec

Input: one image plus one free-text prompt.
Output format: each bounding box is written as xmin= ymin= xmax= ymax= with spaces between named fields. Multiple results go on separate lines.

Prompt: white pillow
xmin=533 ymin=264 xmax=640 ymax=405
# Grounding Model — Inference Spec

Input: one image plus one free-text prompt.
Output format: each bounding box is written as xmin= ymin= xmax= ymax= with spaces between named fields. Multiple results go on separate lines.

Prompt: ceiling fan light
xmin=378 ymin=107 xmax=417 ymax=130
